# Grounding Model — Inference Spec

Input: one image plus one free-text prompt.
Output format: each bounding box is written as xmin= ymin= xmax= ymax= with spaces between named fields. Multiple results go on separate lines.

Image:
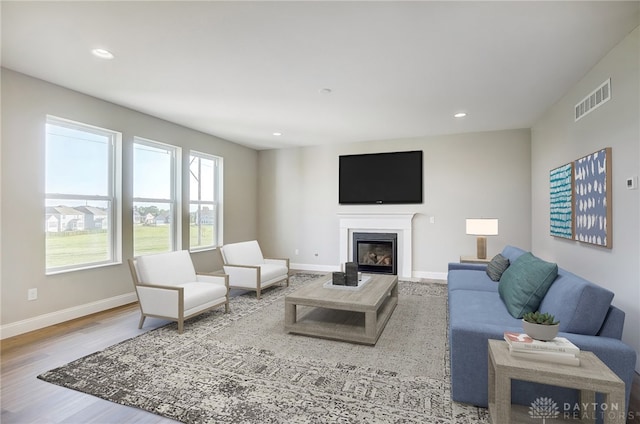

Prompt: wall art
xmin=574 ymin=147 xmax=612 ymax=248
xmin=550 ymin=162 xmax=574 ymax=239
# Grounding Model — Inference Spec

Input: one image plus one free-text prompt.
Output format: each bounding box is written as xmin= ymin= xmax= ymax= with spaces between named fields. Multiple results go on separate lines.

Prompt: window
xmin=45 ymin=116 xmax=121 ymax=273
xmin=133 ymin=138 xmax=181 ymax=256
xmin=189 ymin=151 xmax=222 ymax=251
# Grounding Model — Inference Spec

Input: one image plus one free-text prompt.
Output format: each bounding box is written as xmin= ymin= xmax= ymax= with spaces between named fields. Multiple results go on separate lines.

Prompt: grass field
xmin=46 ymin=224 xmax=216 ymax=268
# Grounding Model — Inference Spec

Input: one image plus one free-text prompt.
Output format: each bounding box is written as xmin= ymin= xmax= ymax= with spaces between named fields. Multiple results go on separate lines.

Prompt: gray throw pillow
xmin=486 ymin=253 xmax=510 ymax=282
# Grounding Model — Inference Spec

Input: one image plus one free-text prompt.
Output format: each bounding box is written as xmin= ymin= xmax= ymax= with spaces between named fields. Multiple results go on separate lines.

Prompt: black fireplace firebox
xmin=352 ymin=232 xmax=397 ymax=275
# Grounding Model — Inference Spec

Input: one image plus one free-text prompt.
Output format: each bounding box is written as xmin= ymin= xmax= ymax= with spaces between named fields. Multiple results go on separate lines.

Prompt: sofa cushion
xmin=498 ymin=252 xmax=558 ymax=318
xmin=448 ymin=269 xmax=499 ymax=292
xmin=180 ymin=282 xmax=228 ymax=311
xmin=449 ymin=290 xmax=521 ymax=329
xmin=486 ymin=254 xmax=510 ymax=281
xmin=539 ymin=269 xmax=614 ymax=335
xmin=221 ymin=240 xmax=265 ymax=265
xmin=136 ymin=250 xmax=197 ymax=286
xmin=259 ymin=263 xmax=288 ymax=282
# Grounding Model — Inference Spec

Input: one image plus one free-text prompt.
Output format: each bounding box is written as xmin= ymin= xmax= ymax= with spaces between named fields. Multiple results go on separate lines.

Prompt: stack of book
xmin=503 ymin=331 xmax=581 ymax=366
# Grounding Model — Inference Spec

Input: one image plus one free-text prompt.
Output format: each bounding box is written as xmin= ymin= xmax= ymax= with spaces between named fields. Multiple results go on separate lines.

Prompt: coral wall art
xmin=550 ymin=162 xmax=574 ymax=239
xmin=574 ymin=147 xmax=612 ymax=248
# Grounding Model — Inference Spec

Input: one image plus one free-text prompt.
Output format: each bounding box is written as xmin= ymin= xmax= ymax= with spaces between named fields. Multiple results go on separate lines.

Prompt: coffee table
xmin=284 ymin=273 xmax=398 ymax=345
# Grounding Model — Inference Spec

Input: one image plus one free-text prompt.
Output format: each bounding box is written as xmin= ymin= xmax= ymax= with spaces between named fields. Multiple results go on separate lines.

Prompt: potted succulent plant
xmin=522 ymin=311 xmax=560 ymax=341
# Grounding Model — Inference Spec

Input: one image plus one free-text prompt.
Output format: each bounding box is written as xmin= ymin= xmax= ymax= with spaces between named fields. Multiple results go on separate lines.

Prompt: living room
xmin=1 ymin=1 xmax=639 ymax=423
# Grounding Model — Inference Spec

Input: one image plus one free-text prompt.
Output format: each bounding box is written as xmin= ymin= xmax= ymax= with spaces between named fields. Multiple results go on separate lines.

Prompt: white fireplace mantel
xmin=338 ymin=213 xmax=415 ymax=279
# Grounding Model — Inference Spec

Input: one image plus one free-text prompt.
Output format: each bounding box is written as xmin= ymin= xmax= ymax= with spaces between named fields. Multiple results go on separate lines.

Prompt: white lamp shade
xmin=466 ymin=218 xmax=499 ymax=236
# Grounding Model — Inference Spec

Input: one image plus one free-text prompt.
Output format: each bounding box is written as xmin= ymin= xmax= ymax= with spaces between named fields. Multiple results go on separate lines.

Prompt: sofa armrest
xmin=448 ymin=262 xmax=487 ymax=271
xmin=196 ymin=273 xmax=229 ymax=289
xmin=223 ymin=264 xmax=260 ymax=287
xmin=597 ymin=305 xmax=625 ymax=339
xmin=136 ymin=284 xmax=183 ymax=317
xmin=265 ymin=257 xmax=290 ymax=269
xmin=563 ymin=333 xmax=637 ymax=410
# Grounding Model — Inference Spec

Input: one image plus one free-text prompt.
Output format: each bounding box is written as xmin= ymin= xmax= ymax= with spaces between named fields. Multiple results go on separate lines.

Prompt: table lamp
xmin=466 ymin=218 xmax=498 ymax=259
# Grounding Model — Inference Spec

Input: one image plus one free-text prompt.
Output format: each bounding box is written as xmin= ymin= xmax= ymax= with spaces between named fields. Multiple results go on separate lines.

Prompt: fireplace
xmin=339 ymin=213 xmax=414 ymax=279
xmin=352 ymin=232 xmax=397 ymax=275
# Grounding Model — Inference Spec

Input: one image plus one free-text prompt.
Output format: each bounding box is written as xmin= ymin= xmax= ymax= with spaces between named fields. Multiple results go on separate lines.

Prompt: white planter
xmin=522 ymin=319 xmax=559 ymax=341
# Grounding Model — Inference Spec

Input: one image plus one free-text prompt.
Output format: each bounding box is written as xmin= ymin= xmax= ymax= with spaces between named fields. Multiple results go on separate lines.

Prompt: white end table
xmin=488 ymin=339 xmax=626 ymax=423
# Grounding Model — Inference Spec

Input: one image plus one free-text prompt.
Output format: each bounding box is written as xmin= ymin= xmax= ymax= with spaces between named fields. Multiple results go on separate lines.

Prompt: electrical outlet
xmin=626 ymin=176 xmax=638 ymax=190
xmin=429 ymin=216 xmax=435 ymax=224
xmin=295 ymin=249 xmax=299 ymax=255
xmin=28 ymin=288 xmax=38 ymax=301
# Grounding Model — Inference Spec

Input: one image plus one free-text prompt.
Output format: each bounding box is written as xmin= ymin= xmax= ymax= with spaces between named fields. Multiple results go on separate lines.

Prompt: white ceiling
xmin=2 ymin=1 xmax=639 ymax=150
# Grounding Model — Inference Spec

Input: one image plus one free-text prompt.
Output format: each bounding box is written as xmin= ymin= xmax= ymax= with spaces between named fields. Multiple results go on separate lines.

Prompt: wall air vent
xmin=575 ymin=78 xmax=611 ymax=121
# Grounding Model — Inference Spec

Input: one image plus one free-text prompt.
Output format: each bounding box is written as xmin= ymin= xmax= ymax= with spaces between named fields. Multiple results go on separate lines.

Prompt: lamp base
xmin=476 ymin=236 xmax=487 ymax=259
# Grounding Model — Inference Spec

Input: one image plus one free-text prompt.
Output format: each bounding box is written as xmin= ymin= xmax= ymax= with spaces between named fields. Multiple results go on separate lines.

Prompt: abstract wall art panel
xmin=574 ymin=147 xmax=612 ymax=248
xmin=550 ymin=162 xmax=574 ymax=239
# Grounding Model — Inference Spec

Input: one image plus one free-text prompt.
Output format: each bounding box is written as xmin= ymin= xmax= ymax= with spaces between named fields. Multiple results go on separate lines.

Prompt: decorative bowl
xmin=522 ymin=319 xmax=559 ymax=341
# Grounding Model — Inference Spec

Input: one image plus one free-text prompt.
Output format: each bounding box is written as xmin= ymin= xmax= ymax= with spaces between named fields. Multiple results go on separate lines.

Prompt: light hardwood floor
xmin=2 ymin=299 xmax=640 ymax=423
xmin=1 ymin=303 xmax=178 ymax=423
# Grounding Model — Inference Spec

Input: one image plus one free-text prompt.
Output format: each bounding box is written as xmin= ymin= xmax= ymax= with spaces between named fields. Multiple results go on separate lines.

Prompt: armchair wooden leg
xmin=138 ymin=315 xmax=146 ymax=329
xmin=286 ymin=276 xmax=290 ymax=287
xmin=225 ymin=302 xmax=229 ymax=314
xmin=256 ymin=288 xmax=261 ymax=300
xmin=177 ymin=319 xmax=184 ymax=334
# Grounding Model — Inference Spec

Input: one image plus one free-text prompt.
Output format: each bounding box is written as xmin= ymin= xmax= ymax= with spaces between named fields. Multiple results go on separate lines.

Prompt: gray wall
xmin=531 ymin=27 xmax=639 ymax=370
xmin=257 ymin=129 xmax=532 ymax=276
xmin=0 ymin=69 xmax=258 ymax=330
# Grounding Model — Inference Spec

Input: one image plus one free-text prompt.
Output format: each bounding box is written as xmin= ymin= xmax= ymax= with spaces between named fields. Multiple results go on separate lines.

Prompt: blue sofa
xmin=448 ymin=245 xmax=636 ymax=415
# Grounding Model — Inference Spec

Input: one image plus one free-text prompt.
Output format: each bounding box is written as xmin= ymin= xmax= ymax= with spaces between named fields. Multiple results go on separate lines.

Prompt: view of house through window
xmin=189 ymin=152 xmax=222 ymax=251
xmin=133 ymin=138 xmax=181 ymax=256
xmin=45 ymin=116 xmax=121 ymax=273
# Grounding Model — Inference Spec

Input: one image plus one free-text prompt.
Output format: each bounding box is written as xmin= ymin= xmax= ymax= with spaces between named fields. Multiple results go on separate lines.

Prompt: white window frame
xmin=45 ymin=115 xmax=122 ymax=274
xmin=189 ymin=151 xmax=223 ymax=252
xmin=133 ymin=137 xmax=181 ymax=256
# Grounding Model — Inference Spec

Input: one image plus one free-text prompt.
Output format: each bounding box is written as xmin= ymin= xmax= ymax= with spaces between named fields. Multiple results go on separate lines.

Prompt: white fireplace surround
xmin=338 ymin=213 xmax=415 ymax=279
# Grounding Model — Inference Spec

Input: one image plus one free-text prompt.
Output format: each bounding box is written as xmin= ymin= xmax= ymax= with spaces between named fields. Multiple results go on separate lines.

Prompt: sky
xmin=46 ymin=122 xmax=216 ymax=211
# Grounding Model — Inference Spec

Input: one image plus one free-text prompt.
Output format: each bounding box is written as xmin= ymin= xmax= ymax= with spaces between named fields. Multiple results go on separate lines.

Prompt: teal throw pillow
xmin=486 ymin=253 xmax=510 ymax=282
xmin=498 ymin=252 xmax=558 ymax=318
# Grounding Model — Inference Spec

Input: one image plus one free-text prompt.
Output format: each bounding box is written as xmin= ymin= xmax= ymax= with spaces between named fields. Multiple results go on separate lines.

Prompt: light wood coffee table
xmin=488 ymin=339 xmax=626 ymax=424
xmin=284 ymin=273 xmax=398 ymax=345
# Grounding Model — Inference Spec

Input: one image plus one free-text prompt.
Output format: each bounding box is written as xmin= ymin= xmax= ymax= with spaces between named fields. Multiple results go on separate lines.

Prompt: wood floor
xmin=1 ymin=303 xmax=178 ymax=423
xmin=2 ymin=300 xmax=640 ymax=423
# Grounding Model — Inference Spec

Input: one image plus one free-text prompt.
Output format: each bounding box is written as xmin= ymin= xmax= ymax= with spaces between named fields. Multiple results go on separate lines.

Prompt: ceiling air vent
xmin=575 ymin=78 xmax=611 ymax=121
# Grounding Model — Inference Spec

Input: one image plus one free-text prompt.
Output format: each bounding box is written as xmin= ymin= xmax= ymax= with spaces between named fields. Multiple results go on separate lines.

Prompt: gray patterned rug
xmin=38 ymin=273 xmax=490 ymax=423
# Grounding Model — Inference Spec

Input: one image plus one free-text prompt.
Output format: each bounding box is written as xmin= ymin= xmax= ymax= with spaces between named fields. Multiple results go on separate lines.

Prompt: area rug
xmin=38 ymin=273 xmax=490 ymax=423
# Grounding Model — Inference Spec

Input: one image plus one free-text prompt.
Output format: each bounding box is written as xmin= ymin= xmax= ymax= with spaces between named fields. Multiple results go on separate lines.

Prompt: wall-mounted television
xmin=339 ymin=150 xmax=423 ymax=205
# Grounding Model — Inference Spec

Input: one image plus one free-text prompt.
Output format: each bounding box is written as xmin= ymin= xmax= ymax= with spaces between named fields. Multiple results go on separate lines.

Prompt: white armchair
xmin=220 ymin=240 xmax=289 ymax=299
xmin=128 ymin=250 xmax=229 ymax=333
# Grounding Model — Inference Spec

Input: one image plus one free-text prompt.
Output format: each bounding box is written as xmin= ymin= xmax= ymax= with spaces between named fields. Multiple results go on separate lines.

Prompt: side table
xmin=488 ymin=339 xmax=626 ymax=423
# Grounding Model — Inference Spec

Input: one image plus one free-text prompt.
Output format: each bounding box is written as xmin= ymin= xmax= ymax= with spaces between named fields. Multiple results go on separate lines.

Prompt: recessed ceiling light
xmin=272 ymin=132 xmax=282 ymax=136
xmin=454 ymin=112 xmax=467 ymax=118
xmin=91 ymin=48 xmax=114 ymax=59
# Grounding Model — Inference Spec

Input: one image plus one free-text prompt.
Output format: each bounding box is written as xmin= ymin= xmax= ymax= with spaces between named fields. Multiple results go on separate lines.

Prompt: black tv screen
xmin=339 ymin=150 xmax=423 ymax=204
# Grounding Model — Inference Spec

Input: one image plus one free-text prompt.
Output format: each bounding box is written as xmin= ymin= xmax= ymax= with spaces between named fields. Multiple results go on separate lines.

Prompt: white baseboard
xmin=291 ymin=264 xmax=447 ymax=282
xmin=0 ymin=292 xmax=138 ymax=340
xmin=413 ymin=271 xmax=448 ymax=281
xmin=290 ymin=263 xmax=339 ymax=273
